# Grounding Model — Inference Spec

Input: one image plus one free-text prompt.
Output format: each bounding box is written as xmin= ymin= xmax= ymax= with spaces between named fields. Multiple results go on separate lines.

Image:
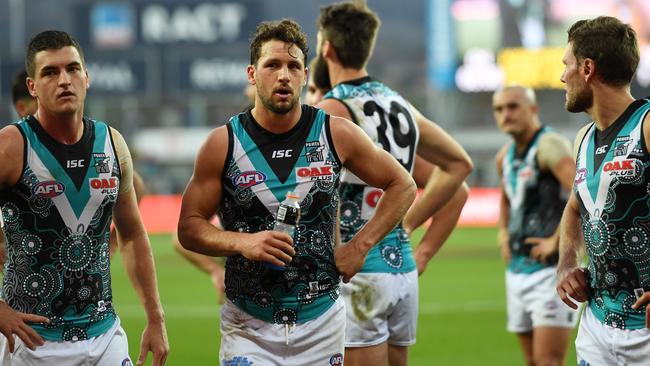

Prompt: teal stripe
xmin=231 ymin=117 xmax=289 ymax=202
xmin=276 ymin=111 xmax=327 ymax=200
xmin=506 ymin=126 xmax=546 ymax=195
xmin=585 ymin=127 xmax=599 ymax=202
xmin=586 ymin=104 xmax=650 ymax=202
xmin=19 ymin=120 xmax=108 ymax=218
xmin=235 ymin=289 xmax=337 ymax=324
xmin=506 ymin=147 xmax=517 ymax=193
xmin=231 ymin=112 xmax=326 ymax=203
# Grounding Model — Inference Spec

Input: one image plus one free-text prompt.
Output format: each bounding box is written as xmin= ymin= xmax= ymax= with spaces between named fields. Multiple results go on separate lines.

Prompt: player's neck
xmin=588 ymin=86 xmax=635 ymax=131
xmin=328 ymin=63 xmax=367 ymax=87
xmin=251 ymin=104 xmax=302 ymax=134
xmin=33 ymin=108 xmax=84 ymax=145
xmin=513 ymin=122 xmax=541 ymax=153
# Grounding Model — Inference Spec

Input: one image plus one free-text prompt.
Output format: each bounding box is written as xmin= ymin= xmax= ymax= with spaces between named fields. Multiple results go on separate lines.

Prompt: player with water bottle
xmin=266 ymin=192 xmax=301 ymax=270
xmin=177 ymin=19 xmax=415 ymax=365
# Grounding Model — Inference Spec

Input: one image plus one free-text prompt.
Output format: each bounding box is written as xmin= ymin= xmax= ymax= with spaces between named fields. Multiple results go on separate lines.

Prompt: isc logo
xmin=32 ymin=181 xmax=65 ymax=198
xmin=233 ymin=171 xmax=266 ymax=188
xmin=272 ymin=149 xmax=292 ymax=158
xmin=90 ymin=177 xmax=118 ymax=189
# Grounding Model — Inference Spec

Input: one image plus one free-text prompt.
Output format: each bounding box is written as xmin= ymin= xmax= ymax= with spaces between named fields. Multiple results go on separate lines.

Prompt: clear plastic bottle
xmin=266 ymin=191 xmax=301 ymax=270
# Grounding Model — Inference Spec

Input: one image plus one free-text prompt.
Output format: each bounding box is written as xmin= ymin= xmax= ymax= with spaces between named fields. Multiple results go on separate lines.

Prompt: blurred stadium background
xmin=2 ymin=0 xmax=650 ymax=364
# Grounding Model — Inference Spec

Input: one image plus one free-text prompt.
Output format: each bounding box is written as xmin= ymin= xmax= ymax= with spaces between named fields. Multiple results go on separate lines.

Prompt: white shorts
xmin=0 ymin=317 xmax=131 ymax=366
xmin=506 ymin=267 xmax=579 ymax=333
xmin=342 ymin=271 xmax=418 ymax=347
xmin=219 ymin=298 xmax=345 ymax=366
xmin=576 ymin=306 xmax=650 ymax=366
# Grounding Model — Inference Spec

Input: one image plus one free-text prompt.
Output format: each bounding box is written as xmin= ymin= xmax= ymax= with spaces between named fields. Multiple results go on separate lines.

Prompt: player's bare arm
xmin=328 ymin=114 xmax=417 ymax=282
xmin=110 ymin=128 xmax=169 ymax=366
xmin=414 ymin=180 xmax=469 ymax=275
xmin=177 ymin=127 xmax=295 ymax=268
xmin=555 ymin=124 xmax=591 ymax=310
xmin=402 ymin=106 xmax=473 ymax=230
xmin=524 ymin=132 xmax=576 ymax=263
xmin=495 ymin=144 xmax=511 ymax=263
xmin=409 ymin=157 xmax=469 ymax=274
xmin=0 ymin=125 xmax=50 ymax=353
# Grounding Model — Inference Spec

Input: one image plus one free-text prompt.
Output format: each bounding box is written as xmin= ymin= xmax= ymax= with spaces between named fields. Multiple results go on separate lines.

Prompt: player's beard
xmin=259 ymin=91 xmax=299 ymax=115
xmin=566 ymin=86 xmax=593 ymax=113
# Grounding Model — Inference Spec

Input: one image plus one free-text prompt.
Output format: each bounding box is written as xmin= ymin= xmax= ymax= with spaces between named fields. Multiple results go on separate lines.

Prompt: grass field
xmin=111 ymin=227 xmax=579 ymax=365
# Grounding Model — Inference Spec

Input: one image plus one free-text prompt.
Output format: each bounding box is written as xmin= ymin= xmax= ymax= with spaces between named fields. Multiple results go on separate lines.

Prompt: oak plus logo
xmin=604 ymin=159 xmax=637 ymax=178
xmin=32 ymin=181 xmax=65 ymax=198
xmin=296 ymin=165 xmax=333 ymax=182
xmin=89 ymin=177 xmax=119 ymax=195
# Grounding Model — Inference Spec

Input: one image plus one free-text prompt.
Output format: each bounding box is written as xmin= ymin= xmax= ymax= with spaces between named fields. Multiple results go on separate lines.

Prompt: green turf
xmin=111 ymin=228 xmax=578 ymax=365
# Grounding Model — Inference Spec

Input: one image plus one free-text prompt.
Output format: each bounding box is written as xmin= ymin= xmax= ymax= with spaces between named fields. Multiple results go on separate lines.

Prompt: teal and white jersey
xmin=502 ymin=126 xmax=567 ymax=274
xmin=324 ymin=77 xmax=418 ymax=273
xmin=0 ymin=117 xmax=119 ymax=341
xmin=575 ymin=98 xmax=650 ymax=330
xmin=221 ymin=105 xmax=342 ymax=324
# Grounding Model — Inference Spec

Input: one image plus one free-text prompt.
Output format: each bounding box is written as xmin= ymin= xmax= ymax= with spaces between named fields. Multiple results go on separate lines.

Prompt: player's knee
xmin=533 ymin=352 xmax=564 ymax=366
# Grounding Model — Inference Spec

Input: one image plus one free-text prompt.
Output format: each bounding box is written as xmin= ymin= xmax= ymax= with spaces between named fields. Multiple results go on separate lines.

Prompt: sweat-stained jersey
xmin=0 ymin=116 xmax=120 ymax=341
xmin=502 ymin=126 xmax=567 ymax=274
xmin=324 ymin=76 xmax=419 ymax=273
xmin=220 ymin=105 xmax=342 ymax=324
xmin=574 ymin=98 xmax=650 ymax=330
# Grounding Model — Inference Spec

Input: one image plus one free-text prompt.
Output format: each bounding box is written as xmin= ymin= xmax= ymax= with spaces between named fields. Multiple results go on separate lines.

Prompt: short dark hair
xmin=12 ymin=70 xmax=32 ymax=105
xmin=310 ymin=56 xmax=331 ymax=92
xmin=249 ymin=19 xmax=308 ymax=67
xmin=25 ymin=30 xmax=85 ymax=78
xmin=317 ymin=1 xmax=380 ymax=69
xmin=568 ymin=16 xmax=639 ymax=86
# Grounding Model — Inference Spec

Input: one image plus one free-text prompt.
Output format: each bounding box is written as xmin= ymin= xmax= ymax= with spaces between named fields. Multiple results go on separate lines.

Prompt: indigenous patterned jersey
xmin=324 ymin=77 xmax=419 ymax=273
xmin=221 ymin=105 xmax=341 ymax=324
xmin=575 ymin=99 xmax=650 ymax=330
xmin=0 ymin=117 xmax=120 ymax=341
xmin=502 ymin=127 xmax=567 ymax=274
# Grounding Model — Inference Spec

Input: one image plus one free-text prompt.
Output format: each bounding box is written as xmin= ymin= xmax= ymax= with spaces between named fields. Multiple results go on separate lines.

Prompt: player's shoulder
xmin=199 ymin=125 xmax=229 ymax=155
xmin=316 ymin=98 xmax=351 ymax=121
xmin=0 ymin=124 xmax=24 ymax=152
xmin=495 ymin=142 xmax=511 ymax=165
xmin=537 ymin=130 xmax=571 ymax=151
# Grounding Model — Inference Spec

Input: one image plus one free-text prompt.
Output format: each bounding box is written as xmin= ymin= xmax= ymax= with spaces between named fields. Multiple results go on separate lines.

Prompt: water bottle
xmin=266 ymin=192 xmax=301 ymax=270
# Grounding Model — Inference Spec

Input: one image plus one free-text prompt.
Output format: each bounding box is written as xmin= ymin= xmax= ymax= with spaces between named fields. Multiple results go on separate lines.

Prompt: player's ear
xmin=247 ymin=64 xmax=256 ymax=85
xmin=27 ymin=77 xmax=37 ymax=98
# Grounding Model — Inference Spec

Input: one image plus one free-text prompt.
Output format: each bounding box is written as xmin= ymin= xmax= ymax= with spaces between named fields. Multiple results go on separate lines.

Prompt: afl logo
xmin=574 ymin=168 xmax=588 ymax=184
xmin=233 ymin=171 xmax=266 ymax=188
xmin=32 ymin=181 xmax=65 ymax=198
xmin=329 ymin=353 xmax=343 ymax=366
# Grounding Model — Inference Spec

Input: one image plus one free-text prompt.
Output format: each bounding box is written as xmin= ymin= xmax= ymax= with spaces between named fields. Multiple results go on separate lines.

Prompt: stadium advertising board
xmin=429 ymin=0 xmax=650 ymax=93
